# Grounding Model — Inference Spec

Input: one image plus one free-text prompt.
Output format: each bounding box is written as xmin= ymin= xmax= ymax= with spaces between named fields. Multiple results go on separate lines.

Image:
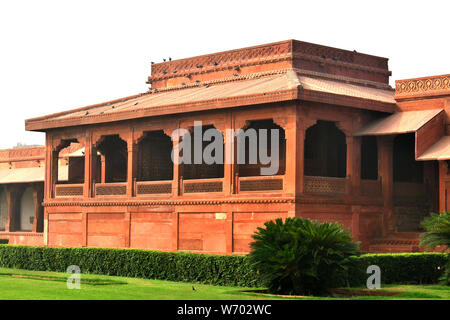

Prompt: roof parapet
xmin=395 ymin=74 xmax=450 ymax=100
xmin=148 ymin=39 xmax=391 ymax=89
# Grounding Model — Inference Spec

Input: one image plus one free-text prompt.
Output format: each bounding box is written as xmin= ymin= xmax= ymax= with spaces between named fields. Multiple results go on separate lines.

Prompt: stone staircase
xmin=368 ymin=232 xmax=422 ymax=253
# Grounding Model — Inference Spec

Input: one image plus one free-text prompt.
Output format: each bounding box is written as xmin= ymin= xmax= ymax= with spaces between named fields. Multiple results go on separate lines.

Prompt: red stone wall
xmin=130 ymin=212 xmax=173 ymax=250
xmin=87 ymin=213 xmax=126 ymax=248
xmin=0 ymin=232 xmax=44 ymax=246
xmin=48 ymin=213 xmax=83 ymax=247
xmin=43 ymin=201 xmax=381 ymax=253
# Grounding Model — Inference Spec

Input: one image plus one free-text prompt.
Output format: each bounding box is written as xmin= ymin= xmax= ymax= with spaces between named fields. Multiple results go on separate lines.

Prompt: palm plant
xmin=420 ymin=212 xmax=450 ymax=250
xmin=248 ymin=217 xmax=360 ymax=296
xmin=420 ymin=212 xmax=450 ymax=285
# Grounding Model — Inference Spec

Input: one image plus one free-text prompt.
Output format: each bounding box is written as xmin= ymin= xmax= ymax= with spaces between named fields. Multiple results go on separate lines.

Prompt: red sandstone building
xmin=1 ymin=40 xmax=449 ymax=253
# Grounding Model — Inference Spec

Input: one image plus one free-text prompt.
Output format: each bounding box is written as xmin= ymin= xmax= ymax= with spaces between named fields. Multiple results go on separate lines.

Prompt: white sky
xmin=0 ymin=0 xmax=448 ymax=149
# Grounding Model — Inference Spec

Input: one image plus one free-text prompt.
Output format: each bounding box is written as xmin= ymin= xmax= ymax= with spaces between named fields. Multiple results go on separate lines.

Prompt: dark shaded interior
xmin=238 ymin=119 xmax=286 ymax=177
xmin=138 ymin=130 xmax=173 ymax=181
xmin=304 ymin=120 xmax=346 ymax=178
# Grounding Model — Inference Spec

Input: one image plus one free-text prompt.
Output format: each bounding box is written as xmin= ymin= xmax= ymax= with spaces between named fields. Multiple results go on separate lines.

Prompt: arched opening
xmin=96 ymin=135 xmax=128 ymax=183
xmin=361 ymin=136 xmax=378 ymax=180
xmin=183 ymin=124 xmax=224 ymax=180
xmin=56 ymin=140 xmax=84 ymax=185
xmin=19 ymin=187 xmax=34 ymax=232
xmin=304 ymin=120 xmax=346 ymax=178
xmin=0 ymin=188 xmax=7 ymax=231
xmin=237 ymin=119 xmax=286 ymax=177
xmin=138 ymin=130 xmax=173 ymax=181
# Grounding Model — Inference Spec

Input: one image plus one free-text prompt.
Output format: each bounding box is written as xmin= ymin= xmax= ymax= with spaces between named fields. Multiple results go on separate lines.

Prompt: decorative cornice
xmin=395 ymin=74 xmax=450 ymax=99
xmin=43 ymin=198 xmax=296 ymax=207
xmin=0 ymin=232 xmax=43 ymax=237
xmin=42 ymin=195 xmax=383 ymax=207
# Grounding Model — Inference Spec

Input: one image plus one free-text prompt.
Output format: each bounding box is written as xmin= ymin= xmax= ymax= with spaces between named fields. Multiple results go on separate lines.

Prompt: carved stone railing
xmin=395 ymin=74 xmax=450 ymax=99
xmin=183 ymin=178 xmax=223 ymax=194
xmin=303 ymin=176 xmax=347 ymax=194
xmin=237 ymin=175 xmax=284 ymax=192
xmin=55 ymin=184 xmax=84 ymax=198
xmin=136 ymin=181 xmax=173 ymax=196
xmin=361 ymin=179 xmax=382 ymax=197
xmin=95 ymin=183 xmax=127 ymax=196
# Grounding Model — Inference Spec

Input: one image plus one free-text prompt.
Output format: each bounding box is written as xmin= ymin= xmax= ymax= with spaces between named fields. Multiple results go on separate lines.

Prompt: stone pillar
xmin=46 ymin=149 xmax=59 ymax=200
xmin=44 ymin=136 xmax=57 ymax=200
xmin=438 ymin=161 xmax=448 ymax=213
xmin=276 ymin=114 xmax=295 ymax=196
xmin=5 ymin=186 xmax=19 ymax=232
xmin=127 ymin=140 xmax=138 ymax=197
xmin=31 ymin=184 xmax=43 ymax=233
xmin=100 ymin=154 xmax=106 ymax=184
xmin=296 ymin=116 xmax=317 ymax=195
xmin=221 ymin=116 xmax=233 ymax=196
xmin=378 ymin=135 xmax=396 ymax=235
xmin=233 ymin=119 xmax=249 ymax=194
xmin=83 ymin=133 xmax=94 ymax=198
xmin=168 ymin=127 xmax=182 ymax=197
xmin=346 ymin=136 xmax=362 ymax=196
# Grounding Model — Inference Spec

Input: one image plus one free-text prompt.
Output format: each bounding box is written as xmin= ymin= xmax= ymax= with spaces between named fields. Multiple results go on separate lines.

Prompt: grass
xmin=0 ymin=267 xmax=448 ymax=300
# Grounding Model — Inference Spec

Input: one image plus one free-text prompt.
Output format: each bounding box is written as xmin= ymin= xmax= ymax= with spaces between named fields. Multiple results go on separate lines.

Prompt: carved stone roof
xmin=0 ymin=166 xmax=68 ymax=184
xmin=25 ymin=68 xmax=395 ymax=131
xmin=355 ymin=109 xmax=444 ymax=136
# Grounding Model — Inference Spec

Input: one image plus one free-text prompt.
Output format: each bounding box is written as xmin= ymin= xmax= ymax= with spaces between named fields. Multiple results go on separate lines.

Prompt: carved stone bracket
xmin=93 ymin=132 xmax=129 ymax=148
xmin=273 ymin=116 xmax=289 ymax=131
xmin=51 ymin=137 xmax=84 ymax=153
xmin=234 ymin=119 xmax=251 ymax=131
xmin=335 ymin=121 xmax=352 ymax=137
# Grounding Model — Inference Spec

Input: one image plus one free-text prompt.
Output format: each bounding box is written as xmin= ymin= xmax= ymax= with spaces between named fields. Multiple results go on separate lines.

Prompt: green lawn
xmin=0 ymin=267 xmax=448 ymax=300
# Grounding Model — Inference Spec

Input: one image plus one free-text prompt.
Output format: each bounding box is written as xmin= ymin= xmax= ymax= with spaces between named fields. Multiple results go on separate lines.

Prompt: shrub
xmin=0 ymin=245 xmax=262 ymax=287
xmin=248 ymin=217 xmax=361 ymax=295
xmin=420 ymin=212 xmax=450 ymax=285
xmin=339 ymin=253 xmax=449 ymax=287
xmin=0 ymin=245 xmax=447 ymax=289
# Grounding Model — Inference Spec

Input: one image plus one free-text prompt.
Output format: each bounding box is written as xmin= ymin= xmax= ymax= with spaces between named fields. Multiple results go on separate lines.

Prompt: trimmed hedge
xmin=0 ymin=245 xmax=447 ymax=288
xmin=0 ymin=245 xmax=263 ymax=287
xmin=342 ymin=253 xmax=449 ymax=287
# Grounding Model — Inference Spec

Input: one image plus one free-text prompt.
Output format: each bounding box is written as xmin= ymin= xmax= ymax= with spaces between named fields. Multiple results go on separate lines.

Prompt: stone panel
xmin=130 ymin=212 xmax=173 ymax=250
xmin=48 ymin=213 xmax=83 ymax=247
xmin=87 ymin=213 xmax=125 ymax=248
xmin=178 ymin=213 xmax=227 ymax=253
